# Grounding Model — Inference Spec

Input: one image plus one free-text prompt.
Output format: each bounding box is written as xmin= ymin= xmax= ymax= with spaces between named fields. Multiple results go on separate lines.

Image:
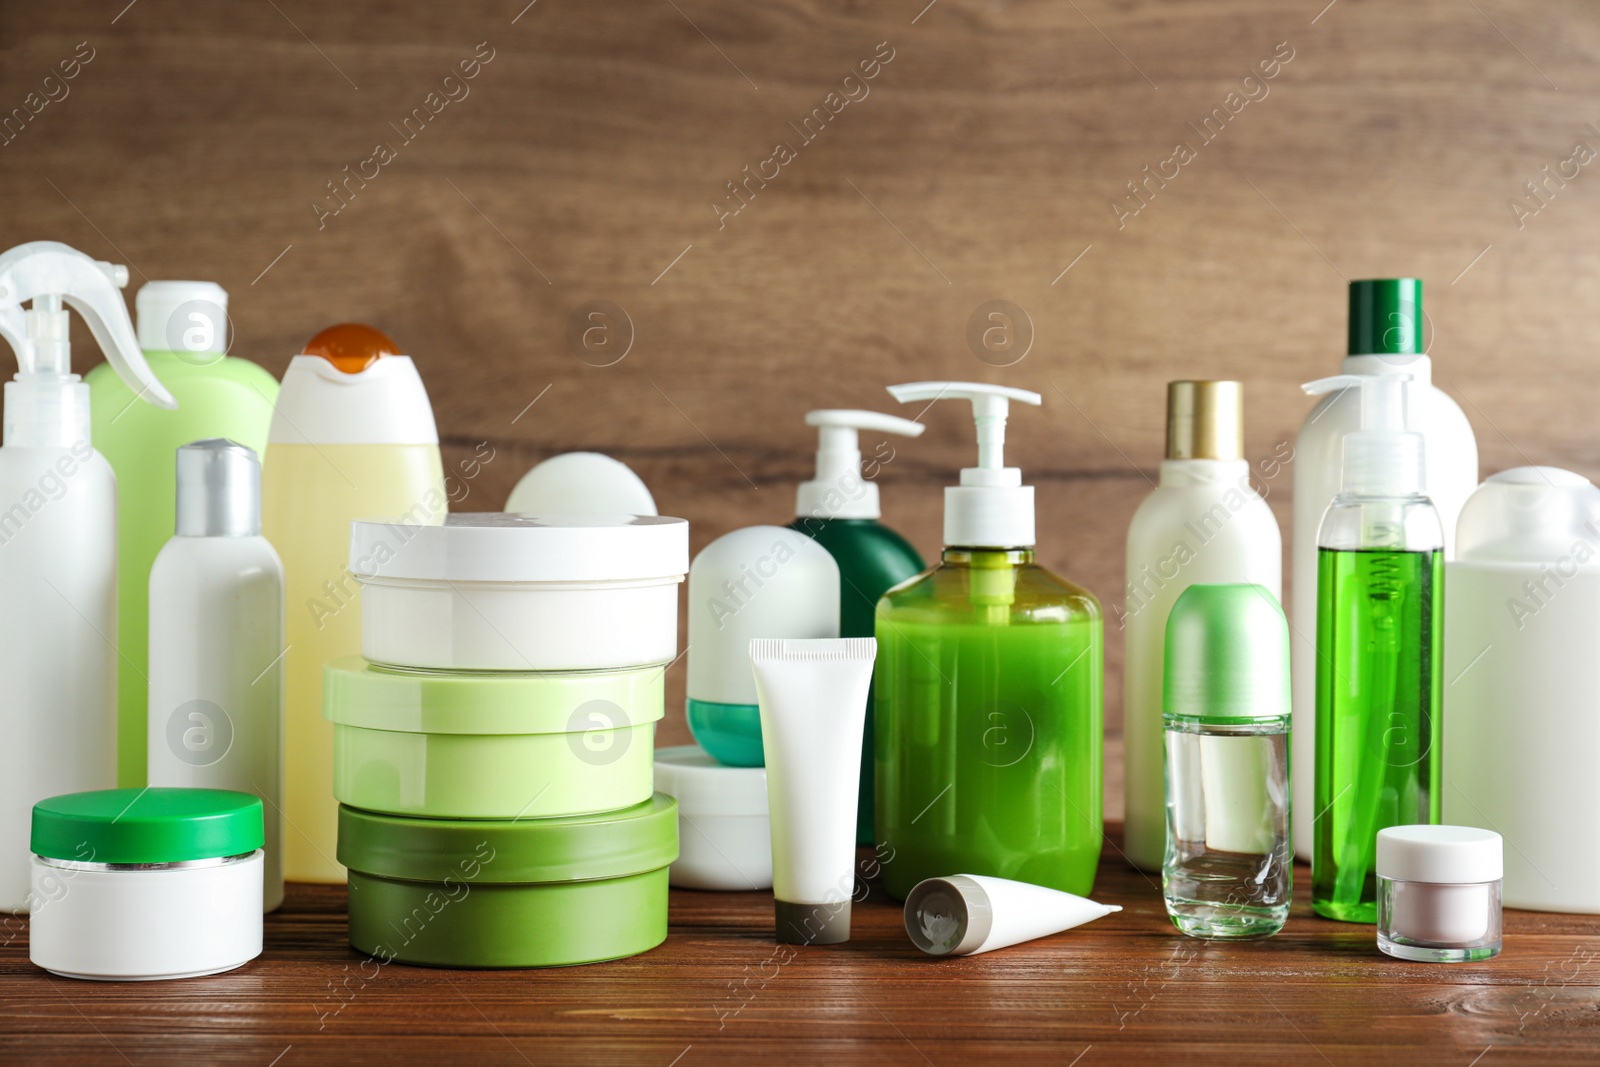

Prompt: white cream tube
xmin=904 ymin=874 xmax=1121 ymax=956
xmin=749 ymin=637 xmax=876 ymax=945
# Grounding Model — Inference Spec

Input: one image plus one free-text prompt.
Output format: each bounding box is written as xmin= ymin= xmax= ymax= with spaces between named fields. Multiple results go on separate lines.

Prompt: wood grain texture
xmin=4 ymin=830 xmax=1599 ymax=1065
xmin=5 ymin=3 xmax=1598 ymax=795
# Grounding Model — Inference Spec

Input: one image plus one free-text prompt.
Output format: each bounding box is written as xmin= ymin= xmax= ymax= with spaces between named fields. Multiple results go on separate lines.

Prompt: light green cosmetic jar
xmin=323 ymin=657 xmax=663 ymax=820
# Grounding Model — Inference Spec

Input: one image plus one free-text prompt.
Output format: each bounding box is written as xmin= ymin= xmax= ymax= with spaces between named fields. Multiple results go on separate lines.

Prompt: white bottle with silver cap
xmin=147 ymin=439 xmax=286 ymax=911
xmin=0 ymin=241 xmax=175 ymax=912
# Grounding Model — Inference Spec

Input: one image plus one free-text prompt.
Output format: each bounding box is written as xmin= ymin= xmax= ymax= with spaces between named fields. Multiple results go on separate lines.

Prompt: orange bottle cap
xmin=303 ymin=323 xmax=399 ymax=374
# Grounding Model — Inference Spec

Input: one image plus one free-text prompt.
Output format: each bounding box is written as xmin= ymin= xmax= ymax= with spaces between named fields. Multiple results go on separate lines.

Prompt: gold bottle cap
xmin=1166 ymin=380 xmax=1243 ymax=461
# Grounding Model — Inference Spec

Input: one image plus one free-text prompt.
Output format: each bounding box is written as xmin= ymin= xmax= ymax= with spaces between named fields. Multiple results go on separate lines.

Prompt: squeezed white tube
xmin=904 ymin=873 xmax=1121 ymax=956
xmin=749 ymin=637 xmax=876 ymax=945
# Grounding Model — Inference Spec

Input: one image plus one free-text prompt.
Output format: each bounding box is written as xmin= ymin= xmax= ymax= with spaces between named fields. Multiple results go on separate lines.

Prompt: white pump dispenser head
xmin=796 ymin=409 xmax=925 ymax=521
xmin=0 ymin=241 xmax=174 ymax=448
xmin=887 ymin=381 xmax=1042 ymax=548
xmin=1302 ymin=373 xmax=1425 ymax=498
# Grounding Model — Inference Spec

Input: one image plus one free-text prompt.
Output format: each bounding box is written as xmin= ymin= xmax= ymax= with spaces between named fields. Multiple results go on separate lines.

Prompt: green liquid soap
xmin=1312 ymin=546 xmax=1442 ymax=923
xmin=875 ymin=549 xmax=1103 ymax=900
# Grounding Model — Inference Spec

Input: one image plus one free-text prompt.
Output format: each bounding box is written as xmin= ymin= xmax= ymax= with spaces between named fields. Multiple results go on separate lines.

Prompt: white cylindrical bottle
xmin=1122 ymin=381 xmax=1281 ymax=871
xmin=1290 ymin=279 xmax=1477 ymax=859
xmin=148 ymin=440 xmax=286 ymax=911
xmin=0 ymin=242 xmax=176 ymax=912
xmin=1443 ymin=467 xmax=1600 ymax=913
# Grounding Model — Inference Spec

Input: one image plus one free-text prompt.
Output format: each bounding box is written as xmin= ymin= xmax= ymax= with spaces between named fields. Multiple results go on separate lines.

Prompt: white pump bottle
xmin=0 ymin=241 xmax=175 ymax=912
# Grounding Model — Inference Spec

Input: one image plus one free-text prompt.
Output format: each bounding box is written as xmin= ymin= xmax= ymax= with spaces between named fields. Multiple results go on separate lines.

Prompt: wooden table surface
xmin=4 ymin=827 xmax=1598 ymax=1066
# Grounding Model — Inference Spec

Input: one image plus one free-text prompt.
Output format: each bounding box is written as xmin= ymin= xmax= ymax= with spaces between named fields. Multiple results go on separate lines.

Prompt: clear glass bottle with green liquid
xmin=1303 ymin=372 xmax=1443 ymax=923
xmin=874 ymin=382 xmax=1103 ymax=900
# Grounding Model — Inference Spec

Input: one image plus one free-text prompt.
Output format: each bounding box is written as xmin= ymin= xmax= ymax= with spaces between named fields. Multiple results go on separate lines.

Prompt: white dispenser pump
xmin=1302 ymin=373 xmax=1425 ymax=498
xmin=887 ymin=381 xmax=1042 ymax=548
xmin=0 ymin=241 xmax=174 ymax=447
xmin=796 ymin=409 xmax=925 ymax=521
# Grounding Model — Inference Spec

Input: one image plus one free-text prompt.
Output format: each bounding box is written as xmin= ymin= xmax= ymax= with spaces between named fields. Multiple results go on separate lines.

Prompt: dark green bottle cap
xmin=1348 ymin=279 xmax=1423 ymax=355
xmin=32 ymin=788 xmax=264 ymax=864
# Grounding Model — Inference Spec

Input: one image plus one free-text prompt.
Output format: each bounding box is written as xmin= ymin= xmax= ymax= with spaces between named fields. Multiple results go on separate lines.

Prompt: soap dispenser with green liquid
xmin=1304 ymin=372 xmax=1443 ymax=923
xmin=875 ymin=382 xmax=1103 ymax=900
xmin=788 ymin=409 xmax=927 ymax=847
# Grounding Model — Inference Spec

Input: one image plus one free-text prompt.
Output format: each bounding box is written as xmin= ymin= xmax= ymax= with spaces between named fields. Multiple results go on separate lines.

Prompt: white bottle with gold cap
xmin=1121 ymin=381 xmax=1281 ymax=872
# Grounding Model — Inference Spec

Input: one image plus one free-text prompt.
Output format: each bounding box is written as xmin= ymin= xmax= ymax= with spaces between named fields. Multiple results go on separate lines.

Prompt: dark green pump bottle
xmin=788 ymin=410 xmax=928 ymax=845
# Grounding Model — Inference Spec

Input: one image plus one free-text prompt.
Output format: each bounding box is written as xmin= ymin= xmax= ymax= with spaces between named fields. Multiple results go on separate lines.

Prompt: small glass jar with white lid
xmin=1376 ymin=824 xmax=1502 ymax=963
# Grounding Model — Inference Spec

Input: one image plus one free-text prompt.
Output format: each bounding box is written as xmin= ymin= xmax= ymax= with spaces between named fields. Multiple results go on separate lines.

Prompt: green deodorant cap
xmin=1163 ymin=583 xmax=1290 ymax=725
xmin=1348 ymin=278 xmax=1424 ymax=355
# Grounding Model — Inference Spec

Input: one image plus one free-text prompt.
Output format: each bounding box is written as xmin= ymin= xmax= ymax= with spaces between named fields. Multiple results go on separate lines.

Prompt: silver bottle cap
xmin=175 ymin=438 xmax=260 ymax=537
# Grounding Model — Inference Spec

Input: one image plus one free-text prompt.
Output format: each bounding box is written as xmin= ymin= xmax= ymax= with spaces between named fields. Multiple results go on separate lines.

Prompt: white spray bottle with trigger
xmin=0 ymin=241 xmax=176 ymax=912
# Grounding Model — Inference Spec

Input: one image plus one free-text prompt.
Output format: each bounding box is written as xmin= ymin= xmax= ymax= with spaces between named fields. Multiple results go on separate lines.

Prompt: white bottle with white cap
xmin=0 ymin=240 xmax=176 ymax=911
xmin=1443 ymin=467 xmax=1600 ymax=913
xmin=148 ymin=439 xmax=286 ymax=912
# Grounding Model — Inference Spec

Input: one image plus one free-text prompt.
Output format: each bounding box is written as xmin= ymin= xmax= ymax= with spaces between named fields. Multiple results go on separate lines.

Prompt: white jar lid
xmin=350 ymin=513 xmax=688 ymax=583
xmin=1376 ymin=825 xmax=1503 ymax=884
xmin=653 ymin=744 xmax=768 ymax=816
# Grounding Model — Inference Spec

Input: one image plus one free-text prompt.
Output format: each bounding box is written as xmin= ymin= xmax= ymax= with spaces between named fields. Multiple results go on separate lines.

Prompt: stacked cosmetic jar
xmin=328 ymin=513 xmax=688 ymax=967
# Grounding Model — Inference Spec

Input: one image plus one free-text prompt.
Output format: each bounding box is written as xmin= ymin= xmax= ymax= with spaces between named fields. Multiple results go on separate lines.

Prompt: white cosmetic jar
xmin=1376 ymin=824 xmax=1503 ymax=963
xmin=28 ymin=788 xmax=265 ymax=981
xmin=653 ymin=745 xmax=772 ymax=891
xmin=350 ymin=513 xmax=689 ymax=671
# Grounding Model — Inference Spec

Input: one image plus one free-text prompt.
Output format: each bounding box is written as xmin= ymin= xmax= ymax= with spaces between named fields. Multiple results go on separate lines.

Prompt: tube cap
xmin=176 ymin=438 xmax=260 ymax=536
xmin=1349 ymin=279 xmax=1423 ymax=356
xmin=136 ymin=280 xmax=228 ymax=357
xmin=904 ymin=874 xmax=994 ymax=955
xmin=1376 ymin=825 xmax=1503 ymax=884
xmin=1166 ymin=381 xmax=1243 ymax=461
xmin=775 ymin=898 xmax=851 ymax=945
xmin=1163 ymin=584 xmax=1289 ymax=724
xmin=31 ymin=788 xmax=264 ymax=864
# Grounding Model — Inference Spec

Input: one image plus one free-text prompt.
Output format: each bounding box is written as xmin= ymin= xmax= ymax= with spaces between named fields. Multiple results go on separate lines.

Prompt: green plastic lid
xmin=1348 ymin=278 xmax=1423 ymax=355
xmin=32 ymin=788 xmax=265 ymax=864
xmin=323 ymin=657 xmax=665 ymax=735
xmin=337 ymin=793 xmax=678 ymax=884
xmin=1163 ymin=584 xmax=1289 ymax=724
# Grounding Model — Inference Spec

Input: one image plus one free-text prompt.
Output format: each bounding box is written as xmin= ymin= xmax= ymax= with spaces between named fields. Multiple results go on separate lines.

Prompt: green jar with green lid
xmin=338 ymin=793 xmax=678 ymax=968
xmin=323 ymin=657 xmax=663 ymax=820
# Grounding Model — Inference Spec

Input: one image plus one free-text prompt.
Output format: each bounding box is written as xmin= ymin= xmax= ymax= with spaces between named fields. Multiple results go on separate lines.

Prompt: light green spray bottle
xmin=87 ymin=281 xmax=279 ymax=786
xmin=1303 ymin=372 xmax=1443 ymax=923
xmin=874 ymin=382 xmax=1103 ymax=900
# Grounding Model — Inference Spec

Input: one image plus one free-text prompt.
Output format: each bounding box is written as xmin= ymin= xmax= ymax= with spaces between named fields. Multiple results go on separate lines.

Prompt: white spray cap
xmin=887 ymin=381 xmax=1042 ymax=547
xmin=0 ymin=241 xmax=174 ymax=447
xmin=796 ymin=409 xmax=925 ymax=521
xmin=1302 ymin=373 xmax=1424 ymax=497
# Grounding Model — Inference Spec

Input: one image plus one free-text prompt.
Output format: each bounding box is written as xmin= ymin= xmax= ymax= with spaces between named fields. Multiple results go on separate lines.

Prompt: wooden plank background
xmin=3 ymin=0 xmax=1596 ymax=820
